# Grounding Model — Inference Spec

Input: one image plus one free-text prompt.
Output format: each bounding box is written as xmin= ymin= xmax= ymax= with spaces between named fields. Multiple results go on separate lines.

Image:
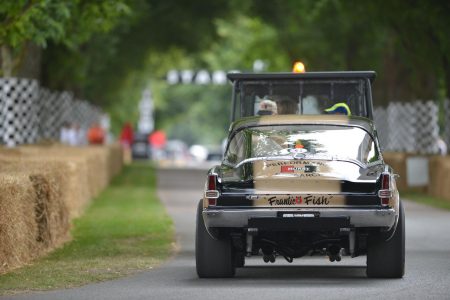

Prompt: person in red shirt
xmin=119 ymin=122 xmax=134 ymax=148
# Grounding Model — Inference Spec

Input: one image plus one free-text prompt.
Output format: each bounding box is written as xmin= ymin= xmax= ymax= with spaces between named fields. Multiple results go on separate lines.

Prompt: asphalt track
xmin=5 ymin=167 xmax=450 ymax=300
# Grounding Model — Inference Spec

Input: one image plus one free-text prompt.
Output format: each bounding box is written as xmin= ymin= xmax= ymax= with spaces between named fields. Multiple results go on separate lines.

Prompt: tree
xmin=0 ymin=0 xmax=131 ymax=77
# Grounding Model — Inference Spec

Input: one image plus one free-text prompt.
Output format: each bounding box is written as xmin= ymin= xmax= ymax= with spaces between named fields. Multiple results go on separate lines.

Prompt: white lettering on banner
xmin=166 ymin=70 xmax=238 ymax=85
xmin=181 ymin=70 xmax=194 ymax=84
xmin=195 ymin=70 xmax=211 ymax=85
xmin=167 ymin=70 xmax=179 ymax=84
xmin=212 ymin=71 xmax=227 ymax=85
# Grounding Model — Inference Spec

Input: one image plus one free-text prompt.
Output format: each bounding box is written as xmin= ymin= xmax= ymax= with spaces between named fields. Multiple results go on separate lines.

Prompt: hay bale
xmin=107 ymin=143 xmax=124 ymax=179
xmin=383 ymin=152 xmax=407 ymax=191
xmin=0 ymin=154 xmax=90 ymax=219
xmin=29 ymin=173 xmax=70 ymax=248
xmin=428 ymin=156 xmax=443 ymax=198
xmin=0 ymin=173 xmax=38 ymax=274
xmin=17 ymin=145 xmax=99 ymax=200
xmin=78 ymin=145 xmax=110 ymax=194
xmin=0 ymin=143 xmax=123 ymax=273
xmin=0 ymin=169 xmax=70 ymax=273
xmin=441 ymin=159 xmax=450 ymax=201
xmin=18 ymin=144 xmax=123 ymax=192
xmin=0 ymin=163 xmax=70 ymax=241
xmin=427 ymin=156 xmax=450 ymax=201
xmin=0 ymin=161 xmax=73 ymax=273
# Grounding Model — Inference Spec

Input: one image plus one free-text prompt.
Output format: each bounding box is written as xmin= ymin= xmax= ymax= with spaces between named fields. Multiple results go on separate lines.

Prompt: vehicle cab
xmin=228 ymin=71 xmax=376 ymax=121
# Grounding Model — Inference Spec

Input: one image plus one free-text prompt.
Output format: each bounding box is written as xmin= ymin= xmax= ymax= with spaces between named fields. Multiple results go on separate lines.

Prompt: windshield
xmin=225 ymin=125 xmax=380 ymax=166
xmin=233 ymin=79 xmax=368 ymax=119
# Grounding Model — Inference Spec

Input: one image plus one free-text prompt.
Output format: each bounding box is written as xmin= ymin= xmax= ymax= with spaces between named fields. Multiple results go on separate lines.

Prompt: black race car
xmin=195 ymin=72 xmax=404 ymax=279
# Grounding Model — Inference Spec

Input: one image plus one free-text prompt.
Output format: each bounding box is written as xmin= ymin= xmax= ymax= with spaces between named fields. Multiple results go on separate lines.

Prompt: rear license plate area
xmin=277 ymin=211 xmax=320 ymax=218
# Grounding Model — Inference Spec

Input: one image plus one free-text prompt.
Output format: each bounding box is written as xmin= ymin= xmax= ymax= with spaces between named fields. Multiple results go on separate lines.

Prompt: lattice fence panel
xmin=373 ymin=106 xmax=389 ymax=148
xmin=73 ymin=100 xmax=101 ymax=128
xmin=0 ymin=78 xmax=39 ymax=147
xmin=414 ymin=101 xmax=439 ymax=154
xmin=374 ymin=101 xmax=440 ymax=154
xmin=445 ymin=99 xmax=450 ymax=147
xmin=1 ymin=78 xmax=104 ymax=146
xmin=37 ymin=89 xmax=73 ymax=140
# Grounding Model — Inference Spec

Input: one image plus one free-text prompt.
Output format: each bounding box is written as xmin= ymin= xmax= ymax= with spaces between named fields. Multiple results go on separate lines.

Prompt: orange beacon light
xmin=292 ymin=61 xmax=306 ymax=73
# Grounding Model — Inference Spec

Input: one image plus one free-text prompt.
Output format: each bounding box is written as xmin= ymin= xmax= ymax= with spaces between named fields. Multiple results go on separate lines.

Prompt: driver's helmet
xmin=257 ymin=99 xmax=277 ymax=115
xmin=324 ymin=102 xmax=352 ymax=116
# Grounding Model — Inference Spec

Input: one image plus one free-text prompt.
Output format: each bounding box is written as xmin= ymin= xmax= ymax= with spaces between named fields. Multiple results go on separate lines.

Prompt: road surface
xmin=5 ymin=167 xmax=450 ymax=299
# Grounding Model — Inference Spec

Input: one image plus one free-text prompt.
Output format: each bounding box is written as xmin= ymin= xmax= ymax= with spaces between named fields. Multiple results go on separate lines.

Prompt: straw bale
xmin=17 ymin=145 xmax=101 ymax=199
xmin=0 ymin=153 xmax=90 ymax=219
xmin=77 ymin=146 xmax=110 ymax=194
xmin=17 ymin=144 xmax=123 ymax=188
xmin=107 ymin=143 xmax=124 ymax=179
xmin=428 ymin=156 xmax=444 ymax=198
xmin=383 ymin=152 xmax=407 ymax=191
xmin=0 ymin=143 xmax=123 ymax=273
xmin=0 ymin=168 xmax=71 ymax=273
xmin=441 ymin=159 xmax=450 ymax=201
xmin=0 ymin=173 xmax=38 ymax=274
xmin=427 ymin=156 xmax=450 ymax=201
xmin=0 ymin=163 xmax=70 ymax=241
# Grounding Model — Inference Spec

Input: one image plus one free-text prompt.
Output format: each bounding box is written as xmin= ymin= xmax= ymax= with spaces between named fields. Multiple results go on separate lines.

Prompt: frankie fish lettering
xmin=304 ymin=195 xmax=331 ymax=205
xmin=267 ymin=195 xmax=332 ymax=206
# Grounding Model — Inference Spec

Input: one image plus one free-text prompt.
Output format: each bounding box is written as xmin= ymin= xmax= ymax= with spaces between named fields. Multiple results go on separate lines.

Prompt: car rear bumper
xmin=203 ymin=207 xmax=396 ymax=230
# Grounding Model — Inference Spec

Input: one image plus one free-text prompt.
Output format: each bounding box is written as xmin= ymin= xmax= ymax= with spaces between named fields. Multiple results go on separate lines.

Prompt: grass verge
xmin=404 ymin=191 xmax=450 ymax=211
xmin=0 ymin=163 xmax=174 ymax=295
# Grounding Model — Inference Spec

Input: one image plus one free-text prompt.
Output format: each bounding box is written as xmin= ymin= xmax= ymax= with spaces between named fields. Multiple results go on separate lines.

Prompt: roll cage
xmin=227 ymin=72 xmax=376 ymax=122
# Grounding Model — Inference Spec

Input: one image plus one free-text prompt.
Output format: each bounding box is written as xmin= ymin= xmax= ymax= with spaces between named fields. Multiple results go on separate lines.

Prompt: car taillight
xmin=378 ymin=173 xmax=392 ymax=206
xmin=205 ymin=174 xmax=219 ymax=206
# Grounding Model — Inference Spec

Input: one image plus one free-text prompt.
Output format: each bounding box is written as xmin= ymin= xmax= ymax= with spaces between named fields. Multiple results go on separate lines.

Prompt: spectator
xmin=277 ymin=99 xmax=298 ymax=114
xmin=87 ymin=122 xmax=105 ymax=145
xmin=119 ymin=122 xmax=134 ymax=148
xmin=66 ymin=123 xmax=85 ymax=146
xmin=60 ymin=122 xmax=71 ymax=144
xmin=437 ymin=137 xmax=447 ymax=156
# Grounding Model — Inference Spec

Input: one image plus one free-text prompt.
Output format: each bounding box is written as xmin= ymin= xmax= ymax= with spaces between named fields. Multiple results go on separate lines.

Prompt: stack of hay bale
xmin=428 ymin=156 xmax=450 ymax=201
xmin=0 ymin=144 xmax=123 ymax=274
xmin=383 ymin=152 xmax=450 ymax=201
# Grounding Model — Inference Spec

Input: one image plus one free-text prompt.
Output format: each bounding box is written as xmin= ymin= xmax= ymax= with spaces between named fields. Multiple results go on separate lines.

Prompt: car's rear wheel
xmin=196 ymin=200 xmax=235 ymax=278
xmin=367 ymin=201 xmax=405 ymax=278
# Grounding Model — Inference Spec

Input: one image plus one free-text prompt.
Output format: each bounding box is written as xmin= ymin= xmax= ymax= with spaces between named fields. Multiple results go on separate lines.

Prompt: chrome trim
xmin=378 ymin=189 xmax=393 ymax=198
xmin=205 ymin=190 xmax=219 ymax=199
xmin=203 ymin=208 xmax=396 ymax=229
xmin=234 ymin=155 xmax=366 ymax=169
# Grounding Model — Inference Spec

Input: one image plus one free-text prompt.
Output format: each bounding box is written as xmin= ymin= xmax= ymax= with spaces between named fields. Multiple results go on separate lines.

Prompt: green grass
xmin=0 ymin=163 xmax=174 ymax=295
xmin=404 ymin=191 xmax=450 ymax=211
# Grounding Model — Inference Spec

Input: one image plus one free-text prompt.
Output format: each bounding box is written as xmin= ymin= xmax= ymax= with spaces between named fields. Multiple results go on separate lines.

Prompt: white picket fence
xmin=0 ymin=78 xmax=103 ymax=147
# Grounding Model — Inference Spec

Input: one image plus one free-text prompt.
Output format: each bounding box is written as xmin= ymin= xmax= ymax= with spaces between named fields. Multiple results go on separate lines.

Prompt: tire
xmin=196 ymin=200 xmax=235 ymax=278
xmin=234 ymin=252 xmax=245 ymax=268
xmin=367 ymin=201 xmax=405 ymax=278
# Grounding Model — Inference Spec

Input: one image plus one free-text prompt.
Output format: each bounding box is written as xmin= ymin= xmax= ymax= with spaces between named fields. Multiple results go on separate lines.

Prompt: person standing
xmin=87 ymin=122 xmax=105 ymax=145
xmin=119 ymin=122 xmax=134 ymax=148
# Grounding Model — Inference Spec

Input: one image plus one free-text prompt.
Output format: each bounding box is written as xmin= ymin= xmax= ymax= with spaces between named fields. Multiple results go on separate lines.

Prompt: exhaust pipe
xmin=263 ymin=254 xmax=276 ymax=263
xmin=327 ymin=245 xmax=342 ymax=262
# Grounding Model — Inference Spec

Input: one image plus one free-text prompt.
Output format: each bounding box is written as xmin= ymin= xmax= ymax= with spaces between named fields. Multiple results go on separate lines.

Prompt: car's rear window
xmin=225 ymin=125 xmax=380 ymax=165
xmin=234 ymin=79 xmax=368 ymax=119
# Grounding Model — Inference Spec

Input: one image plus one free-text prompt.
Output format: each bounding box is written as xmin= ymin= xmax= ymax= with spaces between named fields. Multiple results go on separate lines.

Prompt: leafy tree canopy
xmin=1 ymin=0 xmax=449 ymax=143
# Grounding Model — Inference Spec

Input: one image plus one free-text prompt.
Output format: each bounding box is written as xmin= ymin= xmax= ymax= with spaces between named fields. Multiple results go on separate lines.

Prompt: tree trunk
xmin=443 ymin=54 xmax=450 ymax=99
xmin=16 ymin=42 xmax=42 ymax=80
xmin=1 ymin=45 xmax=13 ymax=77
